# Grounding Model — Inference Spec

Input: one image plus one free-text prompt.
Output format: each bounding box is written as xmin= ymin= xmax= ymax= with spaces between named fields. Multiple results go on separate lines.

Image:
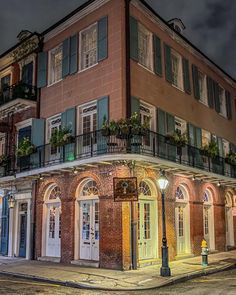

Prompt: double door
xmin=138 ymin=200 xmax=156 ymax=260
xmin=46 ymin=203 xmax=61 ymax=257
xmin=175 ymin=204 xmax=188 ymax=255
xmin=80 ymin=200 xmax=99 ymax=261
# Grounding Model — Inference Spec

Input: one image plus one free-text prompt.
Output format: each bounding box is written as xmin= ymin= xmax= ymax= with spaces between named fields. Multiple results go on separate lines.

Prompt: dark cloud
xmin=0 ymin=0 xmax=236 ymax=79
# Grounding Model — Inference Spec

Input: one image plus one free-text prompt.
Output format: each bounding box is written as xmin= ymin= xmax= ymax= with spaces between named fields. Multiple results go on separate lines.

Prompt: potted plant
xmin=16 ymin=137 xmax=36 ymax=157
xmin=50 ymin=127 xmax=74 ymax=147
xmin=0 ymin=155 xmax=10 ymax=167
xmin=165 ymin=129 xmax=188 ymax=147
xmin=117 ymin=118 xmax=130 ymax=139
xmin=200 ymin=140 xmax=219 ymax=158
xmin=101 ymin=116 xmax=110 ymax=136
xmin=225 ymin=151 xmax=236 ymax=166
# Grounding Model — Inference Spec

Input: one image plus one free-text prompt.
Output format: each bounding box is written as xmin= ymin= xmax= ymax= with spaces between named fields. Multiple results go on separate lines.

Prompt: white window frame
xmin=79 ymin=23 xmax=98 ymax=72
xmin=138 ymin=23 xmax=153 ymax=72
xmin=198 ymin=71 xmax=208 ymax=106
xmin=140 ymin=101 xmax=156 ymax=132
xmin=46 ymin=114 xmax=62 ymax=144
xmin=48 ymin=44 xmax=63 ymax=86
xmin=77 ymin=100 xmax=97 ymax=135
xmin=18 ymin=53 xmax=36 ymax=86
xmin=219 ymin=85 xmax=227 ymax=118
xmin=202 ymin=129 xmax=211 ymax=147
xmin=171 ymin=50 xmax=184 ymax=91
xmin=222 ymin=139 xmax=230 ymax=157
xmin=175 ymin=117 xmax=187 ymax=134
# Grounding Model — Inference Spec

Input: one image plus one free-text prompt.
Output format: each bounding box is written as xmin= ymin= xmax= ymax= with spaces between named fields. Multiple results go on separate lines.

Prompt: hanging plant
xmin=0 ymin=155 xmax=10 ymax=167
xmin=165 ymin=129 xmax=188 ymax=147
xmin=225 ymin=152 xmax=236 ymax=166
xmin=200 ymin=140 xmax=219 ymax=159
xmin=50 ymin=127 xmax=74 ymax=147
xmin=16 ymin=137 xmax=36 ymax=157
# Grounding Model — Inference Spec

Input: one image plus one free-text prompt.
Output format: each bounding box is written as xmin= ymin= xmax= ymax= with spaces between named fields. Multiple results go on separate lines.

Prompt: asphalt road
xmin=0 ymin=268 xmax=235 ymax=295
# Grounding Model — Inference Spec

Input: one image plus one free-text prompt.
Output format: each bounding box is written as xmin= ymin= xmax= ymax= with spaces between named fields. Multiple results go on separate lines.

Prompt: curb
xmin=0 ymin=262 xmax=235 ymax=291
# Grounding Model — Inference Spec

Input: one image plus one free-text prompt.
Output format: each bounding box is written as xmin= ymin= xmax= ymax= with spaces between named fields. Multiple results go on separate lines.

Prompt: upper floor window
xmin=198 ymin=71 xmax=207 ymax=105
xmin=175 ymin=117 xmax=187 ymax=134
xmin=49 ymin=45 xmax=62 ymax=85
xmin=219 ymin=86 xmax=227 ymax=117
xmin=138 ymin=23 xmax=153 ymax=70
xmin=171 ymin=50 xmax=183 ymax=90
xmin=80 ymin=23 xmax=97 ymax=71
xmin=202 ymin=129 xmax=211 ymax=147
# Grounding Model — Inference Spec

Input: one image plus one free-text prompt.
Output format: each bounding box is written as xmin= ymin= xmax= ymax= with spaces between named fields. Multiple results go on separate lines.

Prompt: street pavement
xmin=0 ymin=268 xmax=236 ymax=294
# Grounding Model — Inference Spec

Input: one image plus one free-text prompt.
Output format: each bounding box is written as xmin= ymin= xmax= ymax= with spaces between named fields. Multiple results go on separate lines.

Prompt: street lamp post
xmin=157 ymin=171 xmax=171 ymax=277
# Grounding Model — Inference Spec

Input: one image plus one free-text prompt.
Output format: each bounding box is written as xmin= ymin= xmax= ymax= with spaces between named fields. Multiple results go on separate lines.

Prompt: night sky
xmin=0 ymin=0 xmax=236 ymax=79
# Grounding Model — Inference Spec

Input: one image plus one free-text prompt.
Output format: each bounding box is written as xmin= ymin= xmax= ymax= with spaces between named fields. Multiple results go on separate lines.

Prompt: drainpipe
xmin=125 ymin=0 xmax=137 ymax=270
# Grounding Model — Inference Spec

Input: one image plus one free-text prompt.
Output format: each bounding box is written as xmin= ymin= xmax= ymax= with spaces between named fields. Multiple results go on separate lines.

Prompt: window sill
xmin=199 ymin=99 xmax=209 ymax=107
xmin=78 ymin=62 xmax=98 ymax=74
xmin=137 ymin=62 xmax=155 ymax=75
xmin=172 ymin=83 xmax=184 ymax=93
xmin=219 ymin=112 xmax=227 ymax=119
xmin=47 ymin=79 xmax=63 ymax=88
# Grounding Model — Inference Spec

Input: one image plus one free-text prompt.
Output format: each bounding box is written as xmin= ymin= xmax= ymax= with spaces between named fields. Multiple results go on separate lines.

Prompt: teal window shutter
xmin=192 ymin=64 xmax=200 ymax=99
xmin=131 ymin=96 xmax=140 ymax=115
xmin=225 ymin=90 xmax=232 ymax=120
xmin=31 ymin=119 xmax=45 ymax=168
xmin=217 ymin=137 xmax=223 ymax=157
xmin=166 ymin=113 xmax=175 ymax=134
xmin=98 ymin=16 xmax=108 ymax=62
xmin=164 ymin=44 xmax=172 ymax=83
xmin=61 ymin=107 xmax=76 ymax=135
xmin=37 ymin=51 xmax=47 ymax=88
xmin=70 ymin=34 xmax=78 ymax=74
xmin=62 ymin=38 xmax=70 ymax=78
xmin=182 ymin=58 xmax=191 ymax=94
xmin=157 ymin=108 xmax=166 ymax=135
xmin=207 ymin=76 xmax=214 ymax=108
xmin=213 ymin=81 xmax=220 ymax=113
xmin=130 ymin=16 xmax=138 ymax=61
xmin=97 ymin=96 xmax=109 ymax=129
xmin=195 ymin=127 xmax=202 ymax=148
xmin=153 ymin=34 xmax=162 ymax=76
xmin=188 ymin=123 xmax=195 ymax=146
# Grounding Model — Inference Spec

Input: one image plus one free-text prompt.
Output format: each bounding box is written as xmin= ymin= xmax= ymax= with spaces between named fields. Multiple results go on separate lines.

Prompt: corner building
xmin=1 ymin=0 xmax=236 ymax=269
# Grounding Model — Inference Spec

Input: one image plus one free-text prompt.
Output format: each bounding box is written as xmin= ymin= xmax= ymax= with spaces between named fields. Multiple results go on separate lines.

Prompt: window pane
xmin=138 ymin=24 xmax=152 ymax=70
xmin=50 ymin=45 xmax=62 ymax=84
xmin=144 ymin=203 xmax=151 ymax=239
xmin=81 ymin=25 xmax=97 ymax=70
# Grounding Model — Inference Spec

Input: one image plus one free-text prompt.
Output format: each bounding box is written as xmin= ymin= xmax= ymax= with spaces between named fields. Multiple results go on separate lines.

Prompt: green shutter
xmin=97 ymin=96 xmax=109 ymax=129
xmin=153 ymin=34 xmax=162 ymax=76
xmin=226 ymin=90 xmax=232 ymax=120
xmin=157 ymin=108 xmax=166 ymax=135
xmin=31 ymin=119 xmax=45 ymax=168
xmin=217 ymin=137 xmax=223 ymax=157
xmin=37 ymin=51 xmax=47 ymax=88
xmin=213 ymin=81 xmax=220 ymax=113
xmin=61 ymin=108 xmax=76 ymax=161
xmin=98 ymin=16 xmax=108 ymax=61
xmin=195 ymin=127 xmax=202 ymax=148
xmin=182 ymin=58 xmax=191 ymax=94
xmin=192 ymin=64 xmax=200 ymax=99
xmin=164 ymin=44 xmax=172 ymax=83
xmin=131 ymin=96 xmax=140 ymax=115
xmin=70 ymin=34 xmax=78 ymax=74
xmin=188 ymin=123 xmax=195 ymax=146
xmin=166 ymin=113 xmax=175 ymax=134
xmin=62 ymin=38 xmax=70 ymax=78
xmin=207 ymin=76 xmax=214 ymax=108
xmin=130 ymin=16 xmax=138 ymax=61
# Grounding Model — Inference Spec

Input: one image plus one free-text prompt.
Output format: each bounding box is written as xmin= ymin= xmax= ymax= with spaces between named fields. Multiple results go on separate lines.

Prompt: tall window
xmin=171 ymin=50 xmax=183 ymax=89
xmin=203 ymin=207 xmax=209 ymax=235
xmin=198 ymin=71 xmax=207 ymax=105
xmin=80 ymin=103 xmax=97 ymax=146
xmin=175 ymin=117 xmax=187 ymax=135
xmin=202 ymin=129 xmax=211 ymax=147
xmin=80 ymin=24 xmax=97 ymax=70
xmin=49 ymin=45 xmax=62 ymax=85
xmin=48 ymin=116 xmax=61 ymax=155
xmin=138 ymin=23 xmax=153 ymax=70
xmin=219 ymin=86 xmax=227 ymax=117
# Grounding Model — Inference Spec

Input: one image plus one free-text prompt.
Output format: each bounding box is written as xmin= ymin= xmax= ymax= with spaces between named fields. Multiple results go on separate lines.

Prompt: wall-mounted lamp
xmin=73 ymin=167 xmax=78 ymax=174
xmin=8 ymin=194 xmax=16 ymax=209
xmin=217 ymin=181 xmax=221 ymax=187
xmin=39 ymin=174 xmax=44 ymax=180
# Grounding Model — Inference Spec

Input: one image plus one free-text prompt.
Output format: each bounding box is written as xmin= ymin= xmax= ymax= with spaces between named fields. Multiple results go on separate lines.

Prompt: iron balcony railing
xmin=0 ymin=82 xmax=37 ymax=106
xmin=1 ymin=130 xmax=236 ymax=179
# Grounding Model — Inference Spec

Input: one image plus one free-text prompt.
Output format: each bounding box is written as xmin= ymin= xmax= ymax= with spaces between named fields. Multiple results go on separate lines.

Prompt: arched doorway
xmin=225 ymin=193 xmax=235 ymax=247
xmin=138 ymin=180 xmax=158 ymax=261
xmin=43 ymin=185 xmax=61 ymax=258
xmin=203 ymin=189 xmax=215 ymax=250
xmin=75 ymin=179 xmax=99 ymax=261
xmin=175 ymin=185 xmax=191 ymax=256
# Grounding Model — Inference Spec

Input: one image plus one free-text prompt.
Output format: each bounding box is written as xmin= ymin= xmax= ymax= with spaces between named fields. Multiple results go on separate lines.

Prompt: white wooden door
xmin=226 ymin=207 xmax=234 ymax=246
xmin=175 ymin=205 xmax=185 ymax=254
xmin=138 ymin=201 xmax=155 ymax=260
xmin=203 ymin=206 xmax=210 ymax=248
xmin=46 ymin=204 xmax=61 ymax=257
xmin=80 ymin=200 xmax=99 ymax=261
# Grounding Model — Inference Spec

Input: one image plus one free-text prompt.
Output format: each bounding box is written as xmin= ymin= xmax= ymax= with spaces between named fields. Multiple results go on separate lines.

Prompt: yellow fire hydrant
xmin=201 ymin=239 xmax=209 ymax=266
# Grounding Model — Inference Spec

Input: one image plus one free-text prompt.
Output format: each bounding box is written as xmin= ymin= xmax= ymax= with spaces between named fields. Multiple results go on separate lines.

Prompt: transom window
xmin=138 ymin=23 xmax=153 ymax=70
xmin=198 ymin=71 xmax=208 ymax=105
xmin=176 ymin=186 xmax=185 ymax=200
xmin=80 ymin=23 xmax=97 ymax=71
xmin=82 ymin=180 xmax=98 ymax=196
xmin=171 ymin=50 xmax=183 ymax=90
xmin=49 ymin=45 xmax=62 ymax=85
xmin=139 ymin=181 xmax=151 ymax=196
xmin=219 ymin=86 xmax=227 ymax=117
xmin=203 ymin=190 xmax=212 ymax=204
xmin=49 ymin=186 xmax=61 ymax=200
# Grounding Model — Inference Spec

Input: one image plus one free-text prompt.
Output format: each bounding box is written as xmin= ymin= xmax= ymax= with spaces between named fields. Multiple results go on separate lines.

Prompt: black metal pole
xmin=160 ymin=191 xmax=171 ymax=276
xmin=130 ymin=201 xmax=137 ymax=269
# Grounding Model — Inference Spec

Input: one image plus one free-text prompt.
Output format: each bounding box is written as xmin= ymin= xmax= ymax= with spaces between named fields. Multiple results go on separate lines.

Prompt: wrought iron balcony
xmin=1 ymin=130 xmax=236 ymax=180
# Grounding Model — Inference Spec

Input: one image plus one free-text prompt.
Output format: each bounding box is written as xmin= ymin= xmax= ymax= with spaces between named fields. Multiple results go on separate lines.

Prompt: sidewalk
xmin=0 ymin=251 xmax=235 ymax=291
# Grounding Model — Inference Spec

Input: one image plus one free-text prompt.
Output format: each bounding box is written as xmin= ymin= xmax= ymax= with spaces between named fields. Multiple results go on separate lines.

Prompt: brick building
xmin=0 ymin=0 xmax=236 ymax=270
